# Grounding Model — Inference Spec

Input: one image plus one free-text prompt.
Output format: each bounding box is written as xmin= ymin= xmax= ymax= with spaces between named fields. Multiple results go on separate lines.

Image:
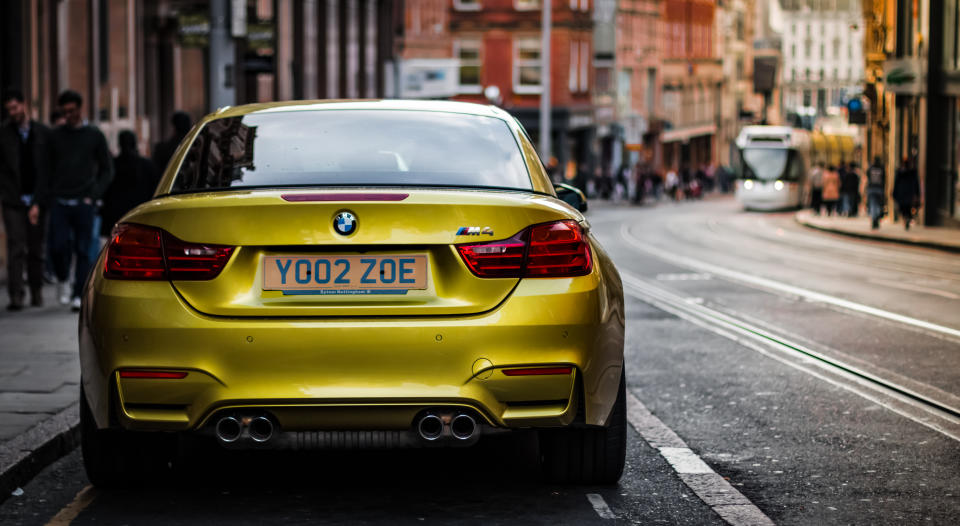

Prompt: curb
xmin=0 ymin=403 xmax=80 ymax=504
xmin=795 ymin=214 xmax=960 ymax=254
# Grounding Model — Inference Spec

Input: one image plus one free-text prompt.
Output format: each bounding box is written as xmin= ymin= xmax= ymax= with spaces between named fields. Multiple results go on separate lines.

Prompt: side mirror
xmin=554 ymin=183 xmax=588 ymax=213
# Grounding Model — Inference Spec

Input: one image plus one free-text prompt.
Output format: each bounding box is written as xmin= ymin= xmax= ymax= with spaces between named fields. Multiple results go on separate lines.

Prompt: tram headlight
xmin=743 ymin=180 xmax=754 ymax=190
xmin=774 ymin=180 xmax=784 ymax=191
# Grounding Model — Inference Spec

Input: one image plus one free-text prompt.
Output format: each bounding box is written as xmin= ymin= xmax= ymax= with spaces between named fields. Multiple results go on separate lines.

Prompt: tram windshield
xmin=741 ymin=148 xmax=789 ymax=181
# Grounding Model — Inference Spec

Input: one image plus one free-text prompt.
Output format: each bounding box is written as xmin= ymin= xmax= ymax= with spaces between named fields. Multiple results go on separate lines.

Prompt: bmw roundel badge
xmin=334 ymin=211 xmax=357 ymax=236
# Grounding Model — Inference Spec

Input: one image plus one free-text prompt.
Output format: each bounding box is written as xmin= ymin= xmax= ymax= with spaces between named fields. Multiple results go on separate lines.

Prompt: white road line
xmin=585 ymin=493 xmax=617 ymax=519
xmin=619 ymin=222 xmax=960 ymax=341
xmin=625 ymin=390 xmax=775 ymax=526
xmin=621 ymin=273 xmax=960 ymax=442
xmin=866 ymin=278 xmax=960 ymax=300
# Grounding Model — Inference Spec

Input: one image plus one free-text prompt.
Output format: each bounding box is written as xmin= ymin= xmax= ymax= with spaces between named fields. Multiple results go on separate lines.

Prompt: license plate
xmin=263 ymin=255 xmax=428 ymax=294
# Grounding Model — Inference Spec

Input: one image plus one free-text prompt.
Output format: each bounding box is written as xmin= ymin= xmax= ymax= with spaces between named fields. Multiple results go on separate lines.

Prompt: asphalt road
xmin=2 ymin=195 xmax=958 ymax=525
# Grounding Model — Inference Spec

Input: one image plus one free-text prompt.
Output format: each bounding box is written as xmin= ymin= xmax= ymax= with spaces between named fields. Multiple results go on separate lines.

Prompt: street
xmin=1 ymin=195 xmax=958 ymax=525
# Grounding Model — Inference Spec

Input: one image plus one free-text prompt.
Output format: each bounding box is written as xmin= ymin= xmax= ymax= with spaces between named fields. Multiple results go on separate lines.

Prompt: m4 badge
xmin=456 ymin=226 xmax=495 ymax=236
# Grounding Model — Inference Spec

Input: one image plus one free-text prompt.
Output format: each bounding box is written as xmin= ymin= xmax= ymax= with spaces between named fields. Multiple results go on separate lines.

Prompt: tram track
xmin=620 ymin=270 xmax=960 ymax=443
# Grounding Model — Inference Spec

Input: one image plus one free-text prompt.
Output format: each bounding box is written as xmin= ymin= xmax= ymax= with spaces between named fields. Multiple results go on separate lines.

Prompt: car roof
xmin=206 ymin=99 xmax=508 ymax=121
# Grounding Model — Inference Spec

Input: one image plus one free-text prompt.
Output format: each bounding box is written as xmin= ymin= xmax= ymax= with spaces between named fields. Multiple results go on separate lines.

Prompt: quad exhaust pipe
xmin=415 ymin=412 xmax=478 ymax=442
xmin=215 ymin=415 xmax=274 ymax=444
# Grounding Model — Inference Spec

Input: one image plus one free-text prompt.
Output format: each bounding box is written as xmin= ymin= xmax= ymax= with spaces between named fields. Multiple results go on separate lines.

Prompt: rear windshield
xmin=170 ymin=110 xmax=531 ymax=193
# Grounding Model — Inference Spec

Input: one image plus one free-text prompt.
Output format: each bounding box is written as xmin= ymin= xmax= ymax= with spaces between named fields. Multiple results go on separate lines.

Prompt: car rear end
xmin=79 ymin=101 xmax=625 ymax=485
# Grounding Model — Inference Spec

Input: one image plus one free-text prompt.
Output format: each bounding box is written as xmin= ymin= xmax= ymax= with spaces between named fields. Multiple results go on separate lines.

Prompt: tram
xmin=733 ymin=126 xmax=811 ymax=210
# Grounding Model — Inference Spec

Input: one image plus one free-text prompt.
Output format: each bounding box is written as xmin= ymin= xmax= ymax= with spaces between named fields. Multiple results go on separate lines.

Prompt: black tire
xmin=539 ymin=370 xmax=627 ymax=485
xmin=80 ymin=387 xmax=173 ymax=487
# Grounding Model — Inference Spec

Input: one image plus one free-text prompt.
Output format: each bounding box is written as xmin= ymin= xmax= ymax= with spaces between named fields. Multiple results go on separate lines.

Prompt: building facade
xmin=863 ymin=0 xmax=960 ymax=226
xmin=658 ymin=0 xmax=722 ymax=172
xmin=616 ymin=0 xmax=664 ymax=171
xmin=779 ymin=0 xmax=865 ymax=117
xmin=717 ymin=0 xmax=760 ymax=166
xmin=449 ymin=0 xmax=599 ymax=188
xmin=0 ymin=0 xmax=398 ymax=155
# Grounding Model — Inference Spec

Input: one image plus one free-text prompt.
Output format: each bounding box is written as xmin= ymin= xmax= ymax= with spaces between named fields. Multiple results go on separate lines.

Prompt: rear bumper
xmin=80 ymin=267 xmax=624 ymax=433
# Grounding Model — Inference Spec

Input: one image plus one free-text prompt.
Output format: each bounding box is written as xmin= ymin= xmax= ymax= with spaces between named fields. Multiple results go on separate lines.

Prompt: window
xmin=454 ymin=0 xmax=481 ymax=11
xmin=791 ymin=23 xmax=796 ymax=35
xmin=791 ymin=44 xmax=796 ymax=58
xmin=804 ymin=41 xmax=811 ymax=58
xmin=833 ymin=39 xmax=840 ymax=59
xmin=172 ymin=111 xmax=532 ymax=193
xmin=455 ymin=39 xmax=482 ymax=93
xmin=515 ymin=0 xmax=540 ymax=9
xmin=569 ymin=42 xmax=579 ymax=92
xmin=833 ymin=68 xmax=838 ymax=79
xmin=514 ymin=38 xmax=542 ymax=93
xmin=579 ymin=41 xmax=589 ymax=92
xmin=820 ymin=43 xmax=824 ymax=60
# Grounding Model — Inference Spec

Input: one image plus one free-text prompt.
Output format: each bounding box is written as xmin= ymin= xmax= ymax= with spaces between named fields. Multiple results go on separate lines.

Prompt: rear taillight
xmin=456 ymin=220 xmax=592 ymax=279
xmin=104 ymin=223 xmax=234 ymax=281
xmin=526 ymin=220 xmax=592 ymax=277
xmin=456 ymin=230 xmax=526 ymax=278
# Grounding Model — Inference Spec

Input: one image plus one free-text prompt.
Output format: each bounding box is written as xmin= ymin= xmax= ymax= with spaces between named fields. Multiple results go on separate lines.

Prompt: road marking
xmin=867 ymin=278 xmax=960 ymax=300
xmin=656 ymin=273 xmax=713 ymax=281
xmin=585 ymin=493 xmax=617 ymax=519
xmin=625 ymin=390 xmax=775 ymax=526
xmin=619 ymin=223 xmax=960 ymax=341
xmin=621 ymin=272 xmax=960 ymax=442
xmin=45 ymin=485 xmax=96 ymax=526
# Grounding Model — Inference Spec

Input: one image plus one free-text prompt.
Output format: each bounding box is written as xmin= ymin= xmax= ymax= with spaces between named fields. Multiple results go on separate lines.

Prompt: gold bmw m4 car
xmin=79 ymin=100 xmax=625 ymax=486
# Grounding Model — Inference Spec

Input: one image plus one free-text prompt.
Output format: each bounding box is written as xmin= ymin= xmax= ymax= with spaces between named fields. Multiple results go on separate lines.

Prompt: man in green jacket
xmin=49 ymin=90 xmax=113 ymax=311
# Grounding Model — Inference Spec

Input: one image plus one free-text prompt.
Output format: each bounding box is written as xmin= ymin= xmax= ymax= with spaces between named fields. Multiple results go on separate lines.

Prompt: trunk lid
xmin=123 ymin=188 xmax=579 ymax=317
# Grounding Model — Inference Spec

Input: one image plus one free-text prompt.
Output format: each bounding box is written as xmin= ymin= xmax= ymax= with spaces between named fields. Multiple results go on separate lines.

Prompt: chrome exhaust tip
xmin=248 ymin=416 xmax=274 ymax=443
xmin=417 ymin=414 xmax=444 ymax=441
xmin=215 ymin=416 xmax=242 ymax=443
xmin=450 ymin=414 xmax=477 ymax=440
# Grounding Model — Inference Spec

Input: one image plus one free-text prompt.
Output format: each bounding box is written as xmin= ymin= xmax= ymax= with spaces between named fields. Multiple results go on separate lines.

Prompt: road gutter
xmin=0 ymin=404 xmax=80 ymax=504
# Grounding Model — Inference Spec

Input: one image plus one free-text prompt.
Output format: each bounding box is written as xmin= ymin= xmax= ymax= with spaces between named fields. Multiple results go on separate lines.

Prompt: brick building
xmin=658 ymin=0 xmax=722 ymax=173
xmin=0 ymin=0 xmax=399 ymax=155
xmin=449 ymin=0 xmax=599 ymax=188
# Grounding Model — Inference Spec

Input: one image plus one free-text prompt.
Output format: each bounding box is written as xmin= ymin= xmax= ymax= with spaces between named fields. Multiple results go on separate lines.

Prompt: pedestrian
xmin=840 ymin=162 xmax=861 ymax=217
xmin=152 ymin=110 xmax=192 ymax=173
xmin=100 ymin=130 xmax=160 ymax=237
xmin=892 ymin=158 xmax=921 ymax=230
xmin=821 ymin=165 xmax=840 ymax=216
xmin=866 ymin=156 xmax=885 ymax=229
xmin=49 ymin=90 xmax=113 ymax=311
xmin=665 ymin=168 xmax=679 ymax=201
xmin=808 ymin=162 xmax=824 ymax=214
xmin=1 ymin=89 xmax=53 ymax=310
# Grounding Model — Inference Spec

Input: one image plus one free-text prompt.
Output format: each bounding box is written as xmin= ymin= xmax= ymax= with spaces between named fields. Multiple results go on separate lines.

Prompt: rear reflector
xmin=456 ymin=220 xmax=592 ymax=279
xmin=119 ymin=370 xmax=188 ymax=379
xmin=502 ymin=366 xmax=573 ymax=376
xmin=104 ymin=223 xmax=234 ymax=281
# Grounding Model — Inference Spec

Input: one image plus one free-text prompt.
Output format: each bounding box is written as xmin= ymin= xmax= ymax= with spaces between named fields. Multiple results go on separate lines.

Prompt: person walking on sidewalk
xmin=866 ymin=157 xmax=885 ymax=229
xmin=100 ymin=130 xmax=159 ymax=235
xmin=840 ymin=162 xmax=861 ymax=217
xmin=808 ymin=162 xmax=824 ymax=214
xmin=1 ymin=89 xmax=53 ymax=310
xmin=893 ymin=157 xmax=921 ymax=231
xmin=821 ymin=165 xmax=841 ymax=216
xmin=48 ymin=90 xmax=113 ymax=311
xmin=151 ymin=111 xmax=192 ymax=173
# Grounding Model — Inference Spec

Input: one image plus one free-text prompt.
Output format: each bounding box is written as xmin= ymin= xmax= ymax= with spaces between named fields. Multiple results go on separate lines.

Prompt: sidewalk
xmin=795 ymin=209 xmax=960 ymax=253
xmin=0 ymin=285 xmax=80 ymax=499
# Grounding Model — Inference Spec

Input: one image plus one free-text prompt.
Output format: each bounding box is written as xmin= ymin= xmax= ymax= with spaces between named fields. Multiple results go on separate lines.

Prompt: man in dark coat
xmin=101 ymin=130 xmax=160 ymax=236
xmin=49 ymin=90 xmax=114 ymax=310
xmin=840 ymin=162 xmax=861 ymax=217
xmin=892 ymin=158 xmax=921 ymax=230
xmin=152 ymin=111 xmax=192 ymax=173
xmin=1 ymin=89 xmax=53 ymax=309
